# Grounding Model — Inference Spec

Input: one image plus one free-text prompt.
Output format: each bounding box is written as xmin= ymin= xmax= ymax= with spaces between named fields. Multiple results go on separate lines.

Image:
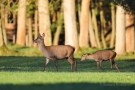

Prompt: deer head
xmin=34 ymin=33 xmax=45 ymax=43
xmin=81 ymin=53 xmax=89 ymax=61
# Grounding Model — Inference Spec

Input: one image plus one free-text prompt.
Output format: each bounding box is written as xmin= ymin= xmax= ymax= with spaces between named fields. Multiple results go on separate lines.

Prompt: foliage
xmin=0 ymin=0 xmax=18 ymax=22
xmin=26 ymin=0 xmax=36 ymax=17
xmin=0 ymin=44 xmax=42 ymax=56
xmin=0 ymin=45 xmax=17 ymax=55
xmin=49 ymin=0 xmax=61 ymax=16
xmin=113 ymin=0 xmax=135 ymax=13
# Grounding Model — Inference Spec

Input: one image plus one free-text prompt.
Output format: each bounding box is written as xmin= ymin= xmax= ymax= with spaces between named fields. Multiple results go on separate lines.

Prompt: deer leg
xmin=54 ymin=60 xmax=58 ymax=72
xmin=96 ymin=62 xmax=99 ymax=71
xmin=43 ymin=58 xmax=50 ymax=71
xmin=68 ymin=57 xmax=74 ymax=72
xmin=110 ymin=59 xmax=113 ymax=70
xmin=115 ymin=63 xmax=120 ymax=72
xmin=73 ymin=58 xmax=77 ymax=71
xmin=99 ymin=61 xmax=104 ymax=72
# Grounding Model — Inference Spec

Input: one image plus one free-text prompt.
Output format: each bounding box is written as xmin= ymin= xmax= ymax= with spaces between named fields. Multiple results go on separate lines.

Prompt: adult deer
xmin=34 ymin=33 xmax=77 ymax=72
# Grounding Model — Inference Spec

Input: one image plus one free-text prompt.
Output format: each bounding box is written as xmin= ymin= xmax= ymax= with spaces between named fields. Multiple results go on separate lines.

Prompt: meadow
xmin=0 ymin=45 xmax=135 ymax=90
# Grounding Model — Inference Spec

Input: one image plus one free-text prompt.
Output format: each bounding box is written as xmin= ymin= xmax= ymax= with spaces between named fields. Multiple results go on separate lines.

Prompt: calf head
xmin=81 ymin=53 xmax=89 ymax=61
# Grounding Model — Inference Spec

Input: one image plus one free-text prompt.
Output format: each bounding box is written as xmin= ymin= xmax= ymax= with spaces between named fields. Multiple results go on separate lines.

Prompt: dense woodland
xmin=0 ymin=0 xmax=135 ymax=55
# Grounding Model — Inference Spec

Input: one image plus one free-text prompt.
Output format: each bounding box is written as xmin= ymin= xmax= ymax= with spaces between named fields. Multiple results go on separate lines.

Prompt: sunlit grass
xmin=0 ymin=45 xmax=135 ymax=90
xmin=0 ymin=72 xmax=135 ymax=84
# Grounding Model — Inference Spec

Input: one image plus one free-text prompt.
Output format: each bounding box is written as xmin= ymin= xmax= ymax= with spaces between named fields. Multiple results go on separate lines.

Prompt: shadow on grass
xmin=0 ymin=82 xmax=134 ymax=90
xmin=0 ymin=56 xmax=135 ymax=72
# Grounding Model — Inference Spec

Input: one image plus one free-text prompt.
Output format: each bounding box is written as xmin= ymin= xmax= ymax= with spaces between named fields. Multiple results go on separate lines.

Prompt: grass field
xmin=0 ymin=55 xmax=135 ymax=90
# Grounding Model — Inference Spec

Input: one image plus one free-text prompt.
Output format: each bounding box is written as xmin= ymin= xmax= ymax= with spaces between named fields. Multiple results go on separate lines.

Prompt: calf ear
xmin=87 ymin=53 xmax=90 ymax=55
xmin=42 ymin=33 xmax=45 ymax=37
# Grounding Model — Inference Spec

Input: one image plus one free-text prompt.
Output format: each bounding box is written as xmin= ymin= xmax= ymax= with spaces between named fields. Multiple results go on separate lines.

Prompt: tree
xmin=113 ymin=0 xmax=135 ymax=13
xmin=88 ymin=11 xmax=97 ymax=47
xmin=38 ymin=0 xmax=52 ymax=46
xmin=110 ymin=3 xmax=116 ymax=48
xmin=34 ymin=1 xmax=38 ymax=47
xmin=16 ymin=0 xmax=26 ymax=46
xmin=99 ymin=1 xmax=107 ymax=49
xmin=125 ymin=12 xmax=134 ymax=52
xmin=91 ymin=2 xmax=101 ymax=48
xmin=53 ymin=11 xmax=64 ymax=45
xmin=79 ymin=0 xmax=90 ymax=47
xmin=115 ymin=6 xmax=126 ymax=54
xmin=63 ymin=0 xmax=79 ymax=52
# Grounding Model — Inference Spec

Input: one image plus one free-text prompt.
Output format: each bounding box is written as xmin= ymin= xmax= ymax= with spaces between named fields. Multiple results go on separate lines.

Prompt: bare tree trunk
xmin=0 ymin=19 xmax=3 ymax=46
xmin=34 ymin=9 xmax=38 ymax=47
xmin=16 ymin=0 xmax=26 ymax=46
xmin=92 ymin=4 xmax=101 ymax=48
xmin=28 ymin=17 xmax=32 ymax=47
xmin=63 ymin=0 xmax=79 ymax=52
xmin=125 ymin=12 xmax=135 ymax=52
xmin=88 ymin=11 xmax=97 ymax=47
xmin=115 ymin=6 xmax=126 ymax=54
xmin=1 ymin=5 xmax=7 ymax=45
xmin=79 ymin=0 xmax=90 ymax=47
xmin=99 ymin=1 xmax=107 ymax=49
xmin=38 ymin=0 xmax=52 ymax=46
xmin=110 ymin=3 xmax=116 ymax=48
xmin=53 ymin=11 xmax=64 ymax=45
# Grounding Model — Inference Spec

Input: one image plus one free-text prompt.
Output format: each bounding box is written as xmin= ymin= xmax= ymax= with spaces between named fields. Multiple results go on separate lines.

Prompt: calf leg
xmin=99 ymin=61 xmax=104 ymax=72
xmin=54 ymin=60 xmax=58 ymax=71
xmin=96 ymin=62 xmax=99 ymax=71
xmin=43 ymin=58 xmax=50 ymax=71
xmin=110 ymin=59 xmax=113 ymax=70
xmin=73 ymin=58 xmax=77 ymax=71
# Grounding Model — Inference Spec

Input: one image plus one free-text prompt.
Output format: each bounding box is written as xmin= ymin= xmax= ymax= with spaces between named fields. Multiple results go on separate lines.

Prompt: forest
xmin=0 ymin=0 xmax=135 ymax=55
xmin=1 ymin=1 xmax=135 ymax=90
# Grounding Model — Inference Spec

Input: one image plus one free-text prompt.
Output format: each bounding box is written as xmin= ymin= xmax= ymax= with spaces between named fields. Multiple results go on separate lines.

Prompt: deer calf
xmin=81 ymin=50 xmax=120 ymax=72
xmin=34 ymin=33 xmax=77 ymax=72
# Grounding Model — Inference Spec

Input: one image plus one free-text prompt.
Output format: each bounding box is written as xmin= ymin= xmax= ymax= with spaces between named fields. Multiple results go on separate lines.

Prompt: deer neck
xmin=87 ymin=54 xmax=94 ymax=60
xmin=38 ymin=42 xmax=48 ymax=56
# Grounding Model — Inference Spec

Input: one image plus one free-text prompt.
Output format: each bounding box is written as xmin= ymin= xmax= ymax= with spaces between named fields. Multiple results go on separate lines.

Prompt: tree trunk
xmin=110 ymin=3 xmax=116 ymax=48
xmin=16 ymin=0 xmax=26 ymax=46
xmin=99 ymin=1 xmax=107 ymax=49
xmin=79 ymin=0 xmax=90 ymax=47
xmin=125 ymin=12 xmax=134 ymax=52
xmin=92 ymin=5 xmax=101 ymax=48
xmin=28 ymin=17 xmax=32 ymax=47
xmin=53 ymin=11 xmax=64 ymax=45
xmin=115 ymin=6 xmax=126 ymax=54
xmin=34 ymin=9 xmax=38 ymax=47
xmin=88 ymin=11 xmax=97 ymax=47
xmin=63 ymin=0 xmax=79 ymax=52
xmin=1 ymin=5 xmax=7 ymax=45
xmin=38 ymin=0 xmax=52 ymax=46
xmin=0 ymin=19 xmax=3 ymax=46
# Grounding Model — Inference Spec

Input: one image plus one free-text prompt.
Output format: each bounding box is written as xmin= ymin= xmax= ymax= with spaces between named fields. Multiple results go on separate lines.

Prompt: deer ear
xmin=87 ymin=53 xmax=90 ymax=55
xmin=42 ymin=33 xmax=45 ymax=37
xmin=38 ymin=33 xmax=41 ymax=37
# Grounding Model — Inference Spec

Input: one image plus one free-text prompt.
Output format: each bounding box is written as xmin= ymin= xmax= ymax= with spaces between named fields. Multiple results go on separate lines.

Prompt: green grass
xmin=0 ymin=45 xmax=135 ymax=90
xmin=0 ymin=72 xmax=135 ymax=90
xmin=0 ymin=56 xmax=135 ymax=90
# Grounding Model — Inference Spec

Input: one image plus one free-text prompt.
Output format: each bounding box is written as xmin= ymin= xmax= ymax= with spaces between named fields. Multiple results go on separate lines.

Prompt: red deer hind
xmin=34 ymin=33 xmax=77 ymax=72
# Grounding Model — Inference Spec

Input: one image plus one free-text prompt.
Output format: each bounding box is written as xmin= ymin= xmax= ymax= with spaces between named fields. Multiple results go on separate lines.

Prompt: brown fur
xmin=81 ymin=50 xmax=120 ymax=72
xmin=34 ymin=33 xmax=77 ymax=72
